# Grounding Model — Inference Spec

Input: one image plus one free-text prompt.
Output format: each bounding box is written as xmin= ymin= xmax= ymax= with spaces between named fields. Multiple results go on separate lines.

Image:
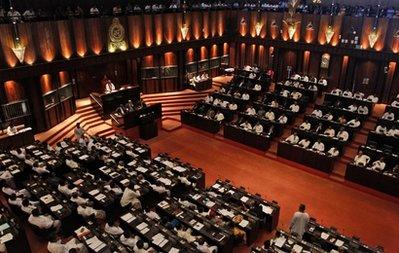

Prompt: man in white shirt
xmin=391 ymin=99 xmax=399 ymax=108
xmin=77 ymin=203 xmax=106 ymax=219
xmin=285 ymin=132 xmax=299 ymax=145
xmin=65 ymin=158 xmax=79 ymax=169
xmin=366 ymin=95 xmax=378 ymax=103
xmin=311 ymin=139 xmax=325 ymax=152
xmin=21 ymin=199 xmax=37 ymax=214
xmin=47 ymin=237 xmax=66 ymax=253
xmin=241 ymin=93 xmax=250 ymax=100
xmin=357 ymin=105 xmax=369 ymax=115
xmin=331 ymin=88 xmax=342 ymax=96
xmin=353 ymin=91 xmax=364 ymax=99
xmin=347 ymin=118 xmax=361 ymax=128
xmin=214 ymin=112 xmax=224 ymax=121
xmin=265 ymin=110 xmax=275 ymax=121
xmin=254 ymin=123 xmax=263 ymax=134
xmin=246 ymin=106 xmax=256 ymax=116
xmin=346 ymin=104 xmax=358 ymax=112
xmin=70 ymin=192 xmax=90 ymax=206
xmin=194 ymin=238 xmax=218 ymax=253
xmin=212 ymin=98 xmax=221 ymax=106
xmin=382 ymin=111 xmax=395 ymax=121
xmin=105 ymin=80 xmax=116 ymax=93
xmin=387 ymin=127 xmax=399 ymax=137
xmin=289 ymin=102 xmax=300 ymax=113
xmin=8 ymin=194 xmax=22 ymax=207
xmin=204 ymin=95 xmax=213 ymax=104
xmin=120 ymin=183 xmax=141 ymax=209
xmin=120 ymin=231 xmax=139 ymax=248
xmin=253 ymin=83 xmax=262 ymax=91
xmin=327 ymin=147 xmax=339 ymax=157
xmin=323 ymin=126 xmax=335 ymax=137
xmin=278 ymin=114 xmax=288 ymax=124
xmin=289 ymin=204 xmax=309 ymax=240
xmin=375 ymin=125 xmax=387 ymax=135
xmin=354 ymin=151 xmax=371 ymax=167
xmin=371 ymin=157 xmax=386 ymax=172
xmin=301 ymin=75 xmax=309 ymax=82
xmin=311 ymin=109 xmax=323 ymax=118
xmin=220 ymin=100 xmax=229 ymax=108
xmin=32 ymin=162 xmax=50 ymax=175
xmin=280 ymin=89 xmax=290 ymax=97
xmin=58 ymin=181 xmax=77 ymax=196
xmin=291 ymin=91 xmax=302 ymax=100
xmin=292 ymin=74 xmax=301 ymax=80
xmin=228 ymin=103 xmax=238 ymax=111
xmin=308 ymin=84 xmax=317 ymax=92
xmin=240 ymin=121 xmax=252 ymax=131
xmin=28 ymin=209 xmax=61 ymax=231
xmin=297 ymin=139 xmax=310 ymax=149
xmin=270 ymin=100 xmax=279 ymax=108
xmin=342 ymin=90 xmax=353 ymax=98
xmin=299 ymin=121 xmax=311 ymax=131
xmin=336 ymin=128 xmax=349 ymax=141
xmin=105 ymin=220 xmax=124 ymax=235
xmin=322 ymin=112 xmax=333 ymax=121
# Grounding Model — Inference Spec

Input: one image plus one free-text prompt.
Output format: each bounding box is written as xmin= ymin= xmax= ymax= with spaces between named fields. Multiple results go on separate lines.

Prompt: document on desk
xmin=40 ymin=194 xmax=54 ymax=204
xmin=292 ymin=244 xmax=303 ymax=252
xmin=169 ymin=247 xmax=180 ymax=253
xmin=95 ymin=194 xmax=106 ymax=201
xmin=79 ymin=155 xmax=89 ymax=160
xmin=0 ymin=223 xmax=10 ymax=232
xmin=137 ymin=222 xmax=148 ymax=231
xmin=193 ymin=222 xmax=204 ymax=231
xmin=0 ymin=233 xmax=13 ymax=244
xmin=274 ymin=237 xmax=286 ymax=248
xmin=158 ymin=201 xmax=169 ymax=209
xmin=239 ymin=219 xmax=249 ymax=228
xmin=260 ymin=204 xmax=273 ymax=214
xmin=321 ymin=232 xmax=329 ymax=240
xmin=74 ymin=179 xmax=84 ymax=185
xmin=205 ymin=200 xmax=215 ymax=208
xmin=127 ymin=160 xmax=137 ymax=166
xmin=120 ymin=179 xmax=130 ymax=185
xmin=152 ymin=233 xmax=165 ymax=245
xmin=158 ymin=177 xmax=172 ymax=186
xmin=89 ymin=189 xmax=100 ymax=196
xmin=50 ymin=204 xmax=63 ymax=212
xmin=136 ymin=167 xmax=148 ymax=173
xmin=212 ymin=183 xmax=221 ymax=189
xmin=173 ymin=166 xmax=187 ymax=172
xmin=335 ymin=239 xmax=344 ymax=247
xmin=240 ymin=196 xmax=249 ymax=203
xmin=159 ymin=238 xmax=168 ymax=247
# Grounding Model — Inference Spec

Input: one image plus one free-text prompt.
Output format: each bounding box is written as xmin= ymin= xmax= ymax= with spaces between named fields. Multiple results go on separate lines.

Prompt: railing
xmin=1 ymin=100 xmax=31 ymax=121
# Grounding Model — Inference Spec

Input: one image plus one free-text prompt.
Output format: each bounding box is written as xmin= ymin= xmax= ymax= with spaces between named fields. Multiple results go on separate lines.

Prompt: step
xmin=145 ymin=97 xmax=206 ymax=105
xmin=143 ymin=94 xmax=209 ymax=103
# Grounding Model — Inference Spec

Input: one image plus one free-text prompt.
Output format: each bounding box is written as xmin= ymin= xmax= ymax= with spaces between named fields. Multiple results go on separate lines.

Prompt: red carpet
xmin=144 ymin=127 xmax=399 ymax=252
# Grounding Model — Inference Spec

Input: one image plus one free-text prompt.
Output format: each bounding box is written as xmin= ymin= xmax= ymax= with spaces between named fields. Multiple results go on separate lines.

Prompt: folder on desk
xmin=0 ymin=233 xmax=13 ymax=244
xmin=137 ymin=222 xmax=148 ymax=231
xmin=239 ymin=219 xmax=249 ymax=228
xmin=50 ymin=204 xmax=63 ymax=212
xmin=0 ymin=223 xmax=10 ymax=232
xmin=292 ymin=244 xmax=303 ymax=252
xmin=193 ymin=222 xmax=204 ymax=231
xmin=261 ymin=204 xmax=273 ymax=214
xmin=321 ymin=232 xmax=329 ymax=240
xmin=89 ymin=189 xmax=100 ymax=196
xmin=169 ymin=247 xmax=180 ymax=253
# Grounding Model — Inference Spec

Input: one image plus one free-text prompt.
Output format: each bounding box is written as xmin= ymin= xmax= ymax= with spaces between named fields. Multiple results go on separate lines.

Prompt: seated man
xmin=277 ymin=114 xmax=288 ymax=124
xmin=346 ymin=104 xmax=358 ymax=112
xmin=323 ymin=126 xmax=335 ymax=137
xmin=322 ymin=112 xmax=333 ymax=121
xmin=366 ymin=94 xmax=379 ymax=103
xmin=245 ymin=105 xmax=256 ymax=116
xmin=32 ymin=162 xmax=50 ymax=175
xmin=214 ymin=111 xmax=225 ymax=122
xmin=285 ymin=132 xmax=299 ymax=145
xmin=58 ymin=181 xmax=77 ymax=196
xmin=28 ymin=208 xmax=61 ymax=232
xmin=327 ymin=147 xmax=339 ymax=157
xmin=77 ymin=203 xmax=106 ymax=219
xmin=228 ymin=102 xmax=238 ymax=111
xmin=120 ymin=231 xmax=140 ymax=248
xmin=346 ymin=118 xmax=361 ymax=128
xmin=265 ymin=110 xmax=275 ymax=121
xmin=387 ymin=127 xmax=399 ymax=137
xmin=336 ymin=127 xmax=349 ymax=141
xmin=115 ymin=104 xmax=126 ymax=115
xmin=311 ymin=139 xmax=325 ymax=152
xmin=371 ymin=157 xmax=386 ymax=172
xmin=354 ymin=151 xmax=371 ymax=167
xmin=233 ymin=91 xmax=241 ymax=99
xmin=239 ymin=121 xmax=252 ymax=131
xmin=375 ymin=125 xmax=387 ymax=135
xmin=120 ymin=182 xmax=141 ymax=209
xmin=298 ymin=138 xmax=310 ymax=149
xmin=253 ymin=83 xmax=262 ymax=91
xmin=314 ymin=123 xmax=324 ymax=134
xmin=391 ymin=99 xmax=399 ymax=108
xmin=301 ymin=75 xmax=309 ymax=82
xmin=104 ymin=220 xmax=124 ymax=235
xmin=204 ymin=95 xmax=213 ymax=104
xmin=311 ymin=109 xmax=323 ymax=118
xmin=289 ymin=102 xmax=300 ymax=113
xmin=254 ymin=122 xmax=264 ymax=134
xmin=270 ymin=100 xmax=279 ymax=108
xmin=353 ymin=91 xmax=364 ymax=100
xmin=213 ymin=98 xmax=221 ymax=106
xmin=194 ymin=238 xmax=218 ymax=253
xmin=337 ymin=115 xmax=347 ymax=124
xmin=382 ymin=111 xmax=395 ymax=121
xmin=241 ymin=93 xmax=250 ymax=100
xmin=357 ymin=105 xmax=369 ymax=115
xmin=280 ymin=89 xmax=290 ymax=97
xmin=342 ymin=90 xmax=353 ymax=98
xmin=205 ymin=109 xmax=216 ymax=119
xmin=71 ymin=192 xmax=90 ymax=205
xmin=291 ymin=91 xmax=302 ymax=100
xmin=220 ymin=100 xmax=229 ymax=108
xmin=299 ymin=120 xmax=311 ymax=131
xmin=21 ymin=198 xmax=38 ymax=215
xmin=331 ymin=88 xmax=342 ymax=96
xmin=292 ymin=73 xmax=301 ymax=80
xmin=318 ymin=78 xmax=327 ymax=86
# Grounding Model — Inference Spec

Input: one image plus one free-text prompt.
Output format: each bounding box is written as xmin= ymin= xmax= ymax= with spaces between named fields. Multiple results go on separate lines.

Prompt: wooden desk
xmin=112 ymin=103 xmax=162 ymax=129
xmin=181 ymin=110 xmax=222 ymax=134
xmin=0 ymin=128 xmax=35 ymax=149
xmin=90 ymin=86 xmax=140 ymax=117
xmin=224 ymin=124 xmax=271 ymax=151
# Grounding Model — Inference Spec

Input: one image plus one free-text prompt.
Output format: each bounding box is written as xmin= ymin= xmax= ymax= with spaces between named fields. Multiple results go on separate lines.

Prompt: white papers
xmin=0 ymin=233 xmax=13 ymax=244
xmin=335 ymin=239 xmax=344 ymax=247
xmin=169 ymin=247 xmax=180 ymax=253
xmin=95 ymin=194 xmax=106 ymax=201
xmin=152 ymin=233 xmax=165 ymax=245
xmin=137 ymin=167 xmax=148 ymax=173
xmin=74 ymin=179 xmax=84 ymax=185
xmin=193 ymin=222 xmax=204 ymax=231
xmin=212 ymin=183 xmax=221 ymax=189
xmin=120 ymin=179 xmax=130 ymax=185
xmin=321 ymin=232 xmax=329 ymax=240
xmin=40 ymin=194 xmax=54 ymax=204
xmin=79 ymin=155 xmax=89 ymax=160
xmin=50 ymin=204 xmax=63 ymax=212
xmin=173 ymin=166 xmax=186 ymax=172
xmin=205 ymin=201 xmax=215 ymax=208
xmin=239 ymin=219 xmax=249 ymax=228
xmin=89 ymin=189 xmax=100 ymax=196
xmin=292 ymin=244 xmax=303 ymax=252
xmin=141 ymin=227 xmax=150 ymax=234
xmin=127 ymin=160 xmax=137 ymax=166
xmin=0 ymin=223 xmax=10 ymax=232
xmin=137 ymin=222 xmax=148 ymax=231
xmin=192 ymin=194 xmax=201 ymax=200
xmin=158 ymin=178 xmax=171 ymax=186
xmin=274 ymin=237 xmax=286 ymax=248
xmin=261 ymin=204 xmax=273 ymax=214
xmin=158 ymin=201 xmax=169 ymax=209
xmin=240 ymin=196 xmax=249 ymax=203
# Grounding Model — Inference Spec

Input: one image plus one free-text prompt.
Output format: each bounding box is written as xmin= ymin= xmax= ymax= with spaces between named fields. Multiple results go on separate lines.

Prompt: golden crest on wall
xmin=306 ymin=21 xmax=314 ymax=31
xmin=108 ymin=18 xmax=127 ymax=53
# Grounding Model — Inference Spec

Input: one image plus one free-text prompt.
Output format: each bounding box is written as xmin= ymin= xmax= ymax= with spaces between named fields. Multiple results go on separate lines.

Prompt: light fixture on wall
xmin=254 ymin=0 xmax=263 ymax=37
xmin=368 ymin=3 xmax=381 ymax=49
xmin=11 ymin=21 xmax=25 ymax=63
xmin=283 ymin=0 xmax=300 ymax=40
xmin=181 ymin=0 xmax=189 ymax=40
xmin=325 ymin=25 xmax=335 ymax=44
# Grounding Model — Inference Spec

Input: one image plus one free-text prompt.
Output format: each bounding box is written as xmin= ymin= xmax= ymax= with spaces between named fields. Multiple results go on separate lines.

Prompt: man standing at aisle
xmin=289 ymin=204 xmax=309 ymax=239
xmin=74 ymin=123 xmax=85 ymax=142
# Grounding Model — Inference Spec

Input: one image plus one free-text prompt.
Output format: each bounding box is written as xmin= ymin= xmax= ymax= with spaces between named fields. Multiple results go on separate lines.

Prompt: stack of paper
xmin=239 ymin=219 xmax=249 ymax=228
xmin=50 ymin=204 xmax=63 ymax=212
xmin=40 ymin=194 xmax=54 ymax=204
xmin=261 ymin=204 xmax=273 ymax=214
xmin=121 ymin=213 xmax=136 ymax=223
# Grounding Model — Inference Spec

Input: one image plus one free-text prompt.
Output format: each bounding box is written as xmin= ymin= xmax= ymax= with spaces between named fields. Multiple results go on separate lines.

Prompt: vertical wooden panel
xmin=176 ymin=13 xmax=183 ymax=42
xmin=268 ymin=12 xmax=283 ymax=40
xmin=18 ymin=23 xmax=36 ymax=65
xmin=186 ymin=48 xmax=195 ymax=62
xmin=59 ymin=71 xmax=70 ymax=85
xmin=0 ymin=24 xmax=19 ymax=67
xmin=128 ymin=15 xmax=143 ymax=49
xmin=249 ymin=11 xmax=258 ymax=38
xmin=210 ymin=44 xmax=218 ymax=58
xmin=302 ymin=51 xmax=310 ymax=74
xmin=163 ymin=13 xmax=176 ymax=44
xmin=308 ymin=52 xmax=321 ymax=77
xmin=240 ymin=43 xmax=246 ymax=67
xmin=217 ymin=10 xmax=225 ymax=36
xmin=4 ymin=80 xmax=24 ymax=102
xmin=260 ymin=12 xmax=267 ymax=39
xmin=353 ymin=61 xmax=379 ymax=94
xmin=162 ymin=52 xmax=177 ymax=92
xmin=192 ymin=12 xmax=202 ymax=40
xmin=200 ymin=46 xmax=208 ymax=60
xmin=57 ymin=20 xmax=73 ymax=59
xmin=142 ymin=55 xmax=156 ymax=93
xmin=144 ymin=15 xmax=154 ymax=46
xmin=72 ymin=19 xmax=87 ymax=57
xmin=238 ymin=11 xmax=248 ymax=37
xmin=258 ymin=45 xmax=266 ymax=69
xmin=318 ymin=15 xmax=342 ymax=46
xmin=386 ymin=18 xmax=399 ymax=53
xmin=154 ymin=14 xmax=163 ymax=46
xmin=86 ymin=18 xmax=103 ymax=55
xmin=203 ymin=11 xmax=210 ymax=39
xmin=34 ymin=21 xmax=57 ymax=62
xmin=210 ymin=11 xmax=218 ymax=37
xmin=360 ymin=18 xmax=389 ymax=51
xmin=327 ymin=55 xmax=342 ymax=88
xmin=301 ymin=14 xmax=320 ymax=44
xmin=40 ymin=74 xmax=54 ymax=94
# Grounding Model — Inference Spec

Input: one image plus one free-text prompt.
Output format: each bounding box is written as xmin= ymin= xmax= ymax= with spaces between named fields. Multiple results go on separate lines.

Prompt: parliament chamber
xmin=1 ymin=0 xmax=399 ymax=253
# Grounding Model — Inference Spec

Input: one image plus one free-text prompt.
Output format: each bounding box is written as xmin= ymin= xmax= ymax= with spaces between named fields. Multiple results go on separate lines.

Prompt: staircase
xmin=35 ymin=101 xmax=115 ymax=146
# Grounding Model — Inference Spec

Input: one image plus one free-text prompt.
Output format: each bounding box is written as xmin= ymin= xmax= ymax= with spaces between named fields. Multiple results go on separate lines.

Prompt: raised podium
xmin=90 ymin=85 xmax=140 ymax=118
